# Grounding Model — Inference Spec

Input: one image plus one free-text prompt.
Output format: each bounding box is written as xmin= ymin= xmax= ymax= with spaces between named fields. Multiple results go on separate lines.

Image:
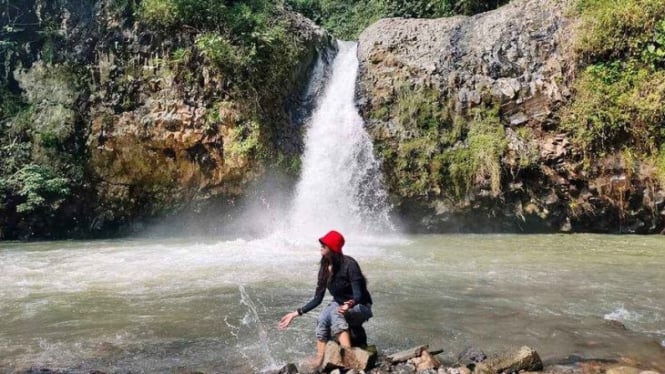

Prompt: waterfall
xmin=288 ymin=41 xmax=394 ymax=235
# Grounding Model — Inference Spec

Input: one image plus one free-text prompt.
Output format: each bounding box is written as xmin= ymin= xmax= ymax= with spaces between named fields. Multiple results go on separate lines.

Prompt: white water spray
xmin=288 ymin=41 xmax=394 ymax=235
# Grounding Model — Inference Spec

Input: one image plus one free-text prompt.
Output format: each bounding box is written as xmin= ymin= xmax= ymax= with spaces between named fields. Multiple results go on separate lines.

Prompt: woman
xmin=279 ymin=230 xmax=373 ymax=365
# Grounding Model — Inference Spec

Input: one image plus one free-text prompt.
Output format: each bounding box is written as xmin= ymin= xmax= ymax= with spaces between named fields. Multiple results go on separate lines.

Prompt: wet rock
xmin=344 ymin=346 xmax=377 ymax=371
xmin=447 ymin=367 xmax=472 ymax=374
xmin=458 ymin=347 xmax=488 ymax=366
xmin=388 ymin=345 xmax=444 ymax=363
xmin=322 ymin=341 xmax=345 ymax=371
xmin=605 ymin=367 xmax=642 ymax=374
xmin=320 ymin=341 xmax=377 ymax=372
xmin=264 ymin=363 xmax=299 ymax=374
xmin=472 ymin=362 xmax=494 ymax=374
xmin=486 ymin=346 xmax=543 ymax=373
xmin=410 ymin=349 xmax=441 ymax=371
xmin=604 ymin=319 xmax=628 ymax=330
xmin=391 ymin=362 xmax=418 ymax=374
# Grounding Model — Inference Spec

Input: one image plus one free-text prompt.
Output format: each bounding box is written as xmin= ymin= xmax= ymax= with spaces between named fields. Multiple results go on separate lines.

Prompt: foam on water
xmin=604 ymin=306 xmax=642 ymax=323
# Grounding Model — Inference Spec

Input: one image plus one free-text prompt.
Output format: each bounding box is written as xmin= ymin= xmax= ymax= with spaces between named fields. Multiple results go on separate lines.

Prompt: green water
xmin=1 ymin=234 xmax=664 ymax=373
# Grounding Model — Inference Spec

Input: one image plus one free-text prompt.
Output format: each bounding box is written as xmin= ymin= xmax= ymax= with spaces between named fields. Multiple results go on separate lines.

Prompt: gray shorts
xmin=315 ymin=301 xmax=372 ymax=341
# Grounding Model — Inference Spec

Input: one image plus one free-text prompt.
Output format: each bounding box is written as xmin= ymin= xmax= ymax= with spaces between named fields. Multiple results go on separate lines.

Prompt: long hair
xmin=317 ymin=251 xmax=343 ymax=286
xmin=317 ymin=252 xmax=369 ymax=289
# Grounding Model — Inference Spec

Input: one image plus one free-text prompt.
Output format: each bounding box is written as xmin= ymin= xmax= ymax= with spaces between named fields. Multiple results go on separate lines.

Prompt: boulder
xmin=605 ymin=367 xmax=642 ymax=374
xmin=321 ymin=341 xmax=377 ymax=372
xmin=266 ymin=363 xmax=298 ymax=374
xmin=486 ymin=346 xmax=543 ymax=373
xmin=388 ymin=345 xmax=444 ymax=363
xmin=458 ymin=347 xmax=488 ymax=366
xmin=410 ymin=349 xmax=442 ymax=371
xmin=343 ymin=346 xmax=377 ymax=371
xmin=321 ymin=341 xmax=345 ymax=371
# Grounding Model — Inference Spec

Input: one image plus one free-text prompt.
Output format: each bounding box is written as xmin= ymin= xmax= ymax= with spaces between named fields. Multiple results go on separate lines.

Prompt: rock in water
xmin=486 ymin=345 xmax=543 ymax=373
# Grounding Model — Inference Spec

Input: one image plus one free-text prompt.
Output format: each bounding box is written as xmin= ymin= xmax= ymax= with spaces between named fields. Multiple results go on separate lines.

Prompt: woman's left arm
xmin=341 ymin=260 xmax=364 ymax=311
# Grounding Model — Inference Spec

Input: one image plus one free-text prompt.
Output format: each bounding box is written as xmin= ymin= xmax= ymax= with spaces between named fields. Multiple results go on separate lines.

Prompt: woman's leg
xmin=314 ymin=303 xmax=337 ymax=364
xmin=336 ymin=304 xmax=372 ymax=347
xmin=345 ymin=304 xmax=373 ymax=327
xmin=338 ymin=330 xmax=352 ymax=348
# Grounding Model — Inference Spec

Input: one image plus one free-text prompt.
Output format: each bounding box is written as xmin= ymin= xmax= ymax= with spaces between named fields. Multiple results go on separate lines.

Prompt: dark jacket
xmin=299 ymin=255 xmax=372 ymax=315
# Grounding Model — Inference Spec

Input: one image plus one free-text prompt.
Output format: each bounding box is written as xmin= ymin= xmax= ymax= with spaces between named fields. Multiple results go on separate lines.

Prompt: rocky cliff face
xmin=357 ymin=0 xmax=665 ymax=233
xmin=0 ymin=0 xmax=334 ymax=238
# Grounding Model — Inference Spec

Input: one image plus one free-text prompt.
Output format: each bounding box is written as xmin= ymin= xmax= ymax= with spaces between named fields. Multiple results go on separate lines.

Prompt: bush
xmin=285 ymin=0 xmax=509 ymax=39
xmin=563 ymin=0 xmax=665 ymax=161
xmin=573 ymin=0 xmax=665 ymax=63
xmin=139 ymin=0 xmax=228 ymax=29
xmin=5 ymin=164 xmax=71 ymax=214
xmin=440 ymin=106 xmax=506 ymax=198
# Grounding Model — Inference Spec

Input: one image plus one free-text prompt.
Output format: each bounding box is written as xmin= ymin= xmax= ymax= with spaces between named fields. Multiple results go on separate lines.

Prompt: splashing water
xmin=604 ymin=306 xmax=642 ymax=324
xmin=288 ymin=41 xmax=394 ymax=236
xmin=238 ymin=285 xmax=278 ymax=371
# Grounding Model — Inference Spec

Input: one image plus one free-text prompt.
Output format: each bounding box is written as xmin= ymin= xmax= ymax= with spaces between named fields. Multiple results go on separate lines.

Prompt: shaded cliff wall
xmin=0 ymin=0 xmax=334 ymax=239
xmin=357 ymin=0 xmax=665 ymax=233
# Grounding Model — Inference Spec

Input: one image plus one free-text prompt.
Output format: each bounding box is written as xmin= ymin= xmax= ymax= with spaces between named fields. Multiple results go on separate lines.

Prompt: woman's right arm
xmin=298 ymin=283 xmax=325 ymax=315
xmin=278 ymin=283 xmax=325 ymax=329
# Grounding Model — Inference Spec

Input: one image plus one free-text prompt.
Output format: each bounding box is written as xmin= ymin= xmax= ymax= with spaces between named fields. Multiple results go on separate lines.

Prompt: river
xmin=1 ymin=233 xmax=664 ymax=372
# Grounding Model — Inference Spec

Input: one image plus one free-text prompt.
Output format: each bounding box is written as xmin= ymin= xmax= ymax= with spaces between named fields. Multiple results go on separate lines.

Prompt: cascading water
xmin=288 ymin=41 xmax=394 ymax=235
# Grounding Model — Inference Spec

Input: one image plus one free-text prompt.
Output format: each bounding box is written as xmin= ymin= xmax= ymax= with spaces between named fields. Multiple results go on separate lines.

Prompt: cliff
xmin=0 ymin=0 xmax=334 ymax=238
xmin=357 ymin=0 xmax=665 ymax=233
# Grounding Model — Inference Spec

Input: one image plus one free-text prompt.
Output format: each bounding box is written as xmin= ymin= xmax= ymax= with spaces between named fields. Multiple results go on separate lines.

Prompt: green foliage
xmin=377 ymin=84 xmax=506 ymax=200
xmin=0 ymin=61 xmax=84 ymax=236
xmin=395 ymin=84 xmax=448 ymax=134
xmin=440 ymin=107 xmax=506 ymax=198
xmin=642 ymin=19 xmax=665 ymax=68
xmin=142 ymin=0 xmax=304 ymax=100
xmin=225 ymin=120 xmax=261 ymax=161
xmin=573 ymin=0 xmax=665 ymax=63
xmin=0 ymin=88 xmax=25 ymax=121
xmin=563 ymin=0 xmax=665 ymax=162
xmin=289 ymin=0 xmax=388 ymax=40
xmin=196 ymin=33 xmax=248 ymax=68
xmin=285 ymin=0 xmax=509 ymax=39
xmin=656 ymin=145 xmax=665 ymax=187
xmin=13 ymin=62 xmax=80 ymax=150
xmin=170 ymin=47 xmax=192 ymax=64
xmin=466 ymin=107 xmax=506 ymax=195
xmin=372 ymin=84 xmax=450 ymax=197
xmin=4 ymin=164 xmax=71 ymax=214
xmin=139 ymin=0 xmax=228 ymax=29
xmin=37 ymin=20 xmax=66 ymax=64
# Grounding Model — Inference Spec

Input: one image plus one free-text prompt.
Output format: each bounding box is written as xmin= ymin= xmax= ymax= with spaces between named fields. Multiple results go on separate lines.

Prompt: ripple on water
xmin=604 ymin=306 xmax=642 ymax=323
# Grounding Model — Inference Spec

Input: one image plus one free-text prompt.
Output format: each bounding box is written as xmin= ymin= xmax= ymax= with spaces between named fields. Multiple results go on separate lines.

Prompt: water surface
xmin=1 ymin=234 xmax=664 ymax=373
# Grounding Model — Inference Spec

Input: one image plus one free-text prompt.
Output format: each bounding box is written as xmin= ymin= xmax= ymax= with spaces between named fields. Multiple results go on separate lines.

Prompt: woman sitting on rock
xmin=279 ymin=230 xmax=373 ymax=366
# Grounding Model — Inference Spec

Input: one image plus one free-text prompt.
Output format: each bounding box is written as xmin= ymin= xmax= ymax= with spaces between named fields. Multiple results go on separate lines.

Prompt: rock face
xmin=82 ymin=5 xmax=333 ymax=234
xmin=0 ymin=0 xmax=334 ymax=237
xmin=357 ymin=0 xmax=665 ymax=233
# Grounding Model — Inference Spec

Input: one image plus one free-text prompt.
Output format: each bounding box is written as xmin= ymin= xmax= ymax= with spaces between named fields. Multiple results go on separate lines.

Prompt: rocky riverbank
xmin=19 ymin=342 xmax=665 ymax=374
xmin=265 ymin=342 xmax=664 ymax=374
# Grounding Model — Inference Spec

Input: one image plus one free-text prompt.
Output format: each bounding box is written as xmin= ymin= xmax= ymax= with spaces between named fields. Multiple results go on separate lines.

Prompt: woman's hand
xmin=337 ymin=303 xmax=350 ymax=314
xmin=279 ymin=311 xmax=299 ymax=329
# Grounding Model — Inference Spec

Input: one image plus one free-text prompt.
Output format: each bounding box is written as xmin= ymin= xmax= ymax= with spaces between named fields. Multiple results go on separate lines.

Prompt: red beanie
xmin=319 ymin=230 xmax=345 ymax=254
